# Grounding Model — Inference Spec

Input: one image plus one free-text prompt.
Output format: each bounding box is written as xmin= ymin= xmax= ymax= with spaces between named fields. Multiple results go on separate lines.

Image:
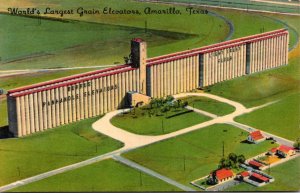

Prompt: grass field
xmin=9 ymin=159 xmax=181 ymax=192
xmin=0 ymin=0 xmax=229 ymax=70
xmin=124 ymin=124 xmax=277 ymax=187
xmin=0 ymin=99 xmax=7 ymax=127
xmin=226 ymin=157 xmax=300 ymax=191
xmin=0 ymin=117 xmax=123 ymax=186
xmin=235 ymin=92 xmax=300 ymax=141
xmin=0 ymin=13 xmax=196 ymax=70
xmin=111 ymin=108 xmax=210 ymax=135
xmin=180 ymin=96 xmax=235 ymax=116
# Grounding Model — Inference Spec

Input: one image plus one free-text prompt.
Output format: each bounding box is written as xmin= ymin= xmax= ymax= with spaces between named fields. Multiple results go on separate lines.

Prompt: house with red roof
xmin=250 ymin=172 xmax=270 ymax=183
xmin=248 ymin=160 xmax=264 ymax=170
xmin=237 ymin=171 xmax=250 ymax=180
xmin=277 ymin=145 xmax=295 ymax=158
xmin=267 ymin=147 xmax=278 ymax=155
xmin=208 ymin=168 xmax=235 ymax=184
xmin=247 ymin=130 xmax=265 ymax=144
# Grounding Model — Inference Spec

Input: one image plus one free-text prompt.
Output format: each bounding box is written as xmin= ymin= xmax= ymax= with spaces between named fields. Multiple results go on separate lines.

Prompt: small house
xmin=208 ymin=168 xmax=235 ymax=184
xmin=267 ymin=147 xmax=277 ymax=155
xmin=247 ymin=130 xmax=265 ymax=144
xmin=277 ymin=145 xmax=296 ymax=158
xmin=248 ymin=160 xmax=264 ymax=170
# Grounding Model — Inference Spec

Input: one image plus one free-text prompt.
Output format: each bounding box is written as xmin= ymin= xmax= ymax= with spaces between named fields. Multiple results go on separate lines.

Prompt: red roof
xmin=132 ymin=38 xmax=143 ymax=42
xmin=249 ymin=130 xmax=264 ymax=141
xmin=251 ymin=172 xmax=269 ymax=182
xmin=248 ymin=160 xmax=263 ymax=168
xmin=215 ymin=168 xmax=234 ymax=181
xmin=147 ymin=28 xmax=287 ymax=63
xmin=278 ymin=145 xmax=294 ymax=153
xmin=239 ymin=171 xmax=250 ymax=177
xmin=269 ymin=147 xmax=278 ymax=153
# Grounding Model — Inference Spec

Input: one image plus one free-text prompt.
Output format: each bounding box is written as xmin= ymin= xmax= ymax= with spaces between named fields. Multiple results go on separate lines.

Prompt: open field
xmin=226 ymin=157 xmax=300 ymax=191
xmin=0 ymin=0 xmax=229 ymax=70
xmin=111 ymin=108 xmax=210 ymax=135
xmin=0 ymin=13 xmax=196 ymax=70
xmin=9 ymin=159 xmax=181 ymax=192
xmin=0 ymin=99 xmax=7 ymax=127
xmin=124 ymin=124 xmax=277 ymax=187
xmin=235 ymin=92 xmax=300 ymax=141
xmin=0 ymin=117 xmax=123 ymax=186
xmin=180 ymin=96 xmax=235 ymax=116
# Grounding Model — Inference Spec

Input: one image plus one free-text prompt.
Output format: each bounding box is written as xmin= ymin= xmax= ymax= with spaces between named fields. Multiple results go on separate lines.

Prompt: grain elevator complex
xmin=7 ymin=29 xmax=289 ymax=137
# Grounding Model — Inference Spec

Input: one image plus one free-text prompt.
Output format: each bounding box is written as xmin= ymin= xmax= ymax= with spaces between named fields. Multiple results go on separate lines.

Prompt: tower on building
xmin=131 ymin=38 xmax=147 ymax=95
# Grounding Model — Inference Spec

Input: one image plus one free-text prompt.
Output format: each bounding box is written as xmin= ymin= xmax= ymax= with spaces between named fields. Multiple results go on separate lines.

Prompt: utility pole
xmin=38 ymin=13 xmax=41 ymax=26
xmin=183 ymin=156 xmax=186 ymax=171
xmin=222 ymin=141 xmax=225 ymax=158
xmin=139 ymin=171 xmax=143 ymax=186
xmin=17 ymin=167 xmax=20 ymax=177
xmin=145 ymin=20 xmax=147 ymax=33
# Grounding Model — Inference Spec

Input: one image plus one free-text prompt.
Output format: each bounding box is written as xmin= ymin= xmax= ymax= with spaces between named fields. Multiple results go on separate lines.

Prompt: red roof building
xmin=247 ymin=130 xmax=265 ymax=143
xmin=277 ymin=145 xmax=296 ymax=157
xmin=238 ymin=171 xmax=250 ymax=178
xmin=215 ymin=168 xmax=235 ymax=182
xmin=248 ymin=160 xmax=263 ymax=169
xmin=250 ymin=172 xmax=269 ymax=183
xmin=269 ymin=147 xmax=277 ymax=153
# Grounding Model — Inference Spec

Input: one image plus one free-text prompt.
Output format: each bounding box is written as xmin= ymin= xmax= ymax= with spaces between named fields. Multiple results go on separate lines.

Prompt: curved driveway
xmin=92 ymin=92 xmax=292 ymax=151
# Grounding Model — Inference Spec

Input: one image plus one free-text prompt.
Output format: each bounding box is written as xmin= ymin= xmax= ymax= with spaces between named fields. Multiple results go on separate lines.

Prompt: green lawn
xmin=0 ymin=99 xmax=7 ymax=127
xmin=124 ymin=124 xmax=277 ymax=187
xmin=180 ymin=96 xmax=235 ymax=116
xmin=0 ymin=13 xmax=197 ymax=70
xmin=226 ymin=157 xmax=300 ymax=191
xmin=0 ymin=117 xmax=123 ymax=186
xmin=111 ymin=107 xmax=211 ymax=135
xmin=9 ymin=159 xmax=181 ymax=192
xmin=235 ymin=92 xmax=300 ymax=141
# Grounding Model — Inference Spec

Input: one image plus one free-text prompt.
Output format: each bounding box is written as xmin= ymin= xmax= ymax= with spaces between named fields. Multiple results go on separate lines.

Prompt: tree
xmin=293 ymin=138 xmax=300 ymax=149
xmin=218 ymin=158 xmax=226 ymax=169
xmin=165 ymin=95 xmax=174 ymax=102
xmin=224 ymin=158 xmax=232 ymax=168
xmin=149 ymin=99 xmax=156 ymax=109
xmin=207 ymin=170 xmax=218 ymax=185
xmin=237 ymin=154 xmax=246 ymax=164
xmin=160 ymin=106 xmax=168 ymax=113
xmin=228 ymin=153 xmax=237 ymax=163
xmin=182 ymin=101 xmax=188 ymax=107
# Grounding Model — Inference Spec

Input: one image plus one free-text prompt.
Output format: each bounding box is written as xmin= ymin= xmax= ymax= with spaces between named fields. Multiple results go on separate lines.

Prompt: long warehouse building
xmin=7 ymin=28 xmax=289 ymax=137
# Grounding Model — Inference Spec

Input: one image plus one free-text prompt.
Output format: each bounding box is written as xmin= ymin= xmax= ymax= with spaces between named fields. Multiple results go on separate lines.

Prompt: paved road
xmin=0 ymin=148 xmax=124 ymax=192
xmin=186 ymin=105 xmax=218 ymax=118
xmin=112 ymin=155 xmax=195 ymax=191
xmin=228 ymin=121 xmax=294 ymax=146
xmin=251 ymin=0 xmax=300 ymax=7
